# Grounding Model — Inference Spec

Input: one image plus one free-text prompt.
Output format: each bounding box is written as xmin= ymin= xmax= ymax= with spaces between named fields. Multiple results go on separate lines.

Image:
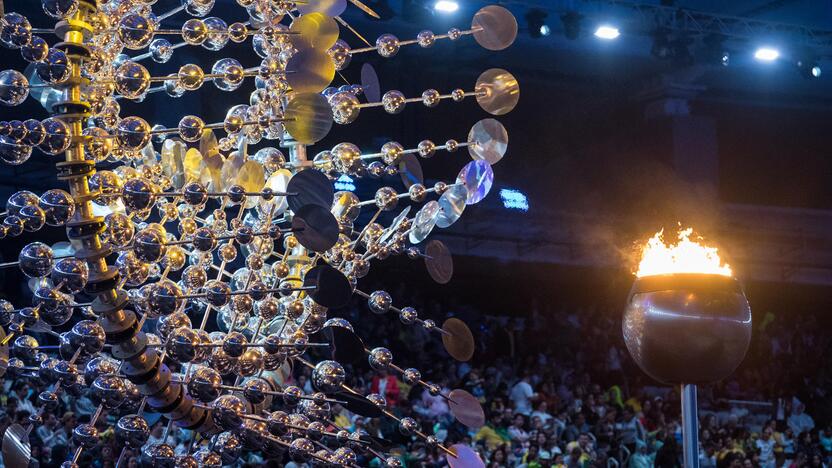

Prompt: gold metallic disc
xmin=290 ymin=13 xmax=340 ymax=51
xmin=183 ymin=147 xmax=203 ymax=183
xmin=472 ymin=5 xmax=518 ymax=51
xmin=236 ymin=160 xmax=266 ymax=209
xmin=284 ymin=92 xmax=334 ymax=144
xmin=220 ymin=152 xmax=245 ymax=191
xmin=448 ymin=388 xmax=485 ymax=428
xmin=475 ymin=68 xmax=519 ymax=116
xmin=442 ymin=318 xmax=475 ymax=362
xmin=468 ymin=118 xmax=508 ymax=165
xmin=286 ymin=48 xmax=336 ymax=94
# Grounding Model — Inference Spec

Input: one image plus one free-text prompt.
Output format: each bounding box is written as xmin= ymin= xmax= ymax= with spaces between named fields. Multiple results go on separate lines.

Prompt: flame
xmin=635 ymin=227 xmax=732 ymax=278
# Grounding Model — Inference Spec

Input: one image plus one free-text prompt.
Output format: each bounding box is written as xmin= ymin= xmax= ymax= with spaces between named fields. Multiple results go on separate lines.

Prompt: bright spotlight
xmin=434 ymin=1 xmax=459 ymax=13
xmin=812 ymin=66 xmax=822 ymax=77
xmin=754 ymin=47 xmax=779 ymax=61
xmin=539 ymin=25 xmax=551 ymax=37
xmin=594 ymin=25 xmax=620 ymax=40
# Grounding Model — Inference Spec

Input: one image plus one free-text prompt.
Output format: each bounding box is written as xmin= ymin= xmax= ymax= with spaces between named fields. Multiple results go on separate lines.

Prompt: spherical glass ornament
xmin=163 ymin=78 xmax=185 ymax=98
xmin=42 ymin=0 xmax=79 ymax=19
xmin=22 ymin=119 xmax=45 ymax=146
xmin=72 ymin=424 xmax=99 ymax=449
xmin=0 ymin=13 xmax=32 ymax=49
xmin=448 ymin=27 xmax=463 ymax=40
xmin=203 ymin=17 xmax=229 ymax=51
xmin=52 ymin=258 xmax=89 ymax=294
xmin=417 ymin=139 xmax=436 ymax=158
xmin=376 ymin=33 xmax=400 ymax=58
xmin=18 ymin=204 xmax=45 ymax=232
xmin=212 ymin=58 xmax=244 ymax=91
xmin=178 ymin=115 xmax=204 ymax=142
xmin=399 ymin=306 xmax=417 ymax=324
xmin=181 ymin=18 xmax=208 ymax=45
xmin=368 ymin=290 xmax=392 ymax=314
xmin=417 ymin=30 xmax=435 ymax=47
xmin=122 ymin=177 xmax=157 ymax=212
xmin=367 ymin=161 xmax=383 ymax=178
xmin=149 ymin=38 xmax=173 ymax=63
xmin=0 ymin=69 xmax=29 ymax=106
xmin=20 ymin=36 xmax=48 ymax=63
xmin=178 ymin=63 xmax=205 ymax=91
xmin=382 ymin=90 xmax=406 ymax=114
xmin=328 ymin=39 xmax=352 ymax=71
xmin=312 ymin=360 xmax=345 ymax=393
xmin=105 ymin=213 xmax=134 ymax=247
xmin=374 ymin=187 xmax=398 ymax=211
xmin=451 ymin=88 xmax=466 ymax=101
xmin=183 ymin=0 xmax=215 ymax=17
xmin=116 ymin=116 xmax=151 ymax=151
xmin=18 ymin=242 xmax=53 ymax=278
xmin=6 ymin=190 xmax=38 ymax=216
xmin=329 ymin=91 xmax=360 ymax=125
xmin=0 ymin=136 xmax=31 ymax=165
xmin=39 ymin=189 xmax=75 ymax=226
xmin=332 ymin=142 xmax=360 ymax=173
xmin=398 ymin=417 xmax=418 ymax=435
xmin=147 ymin=280 xmax=182 ymax=317
xmin=228 ymin=22 xmax=248 ymax=43
xmin=36 ymin=48 xmax=71 ymax=84
xmin=117 ymin=252 xmax=150 ymax=286
xmin=82 ymin=127 xmax=112 ymax=162
xmin=421 ymin=89 xmax=441 ymax=107
xmin=118 ymin=13 xmax=155 ymax=50
xmin=115 ymin=415 xmax=150 ymax=449
xmin=381 ymin=141 xmax=404 ymax=165
xmin=7 ymin=120 xmax=25 ymax=140
xmin=39 ymin=118 xmax=71 ymax=155
xmin=115 ymin=61 xmax=151 ymax=99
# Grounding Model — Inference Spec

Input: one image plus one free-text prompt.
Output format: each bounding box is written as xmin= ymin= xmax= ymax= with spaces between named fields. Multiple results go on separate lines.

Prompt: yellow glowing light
xmin=636 ymin=227 xmax=732 ymax=278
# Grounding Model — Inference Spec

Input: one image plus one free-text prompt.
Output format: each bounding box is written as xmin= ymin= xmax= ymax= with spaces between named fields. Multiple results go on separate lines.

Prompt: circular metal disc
xmin=297 ymin=0 xmax=347 ymax=17
xmin=475 ymin=68 xmax=520 ymax=116
xmin=425 ymin=240 xmax=453 ymax=284
xmin=447 ymin=444 xmax=485 ymax=468
xmin=287 ymin=168 xmax=334 ymax=213
xmin=290 ymin=12 xmax=341 ymax=50
xmin=409 ymin=201 xmax=440 ymax=244
xmin=398 ymin=153 xmax=424 ymax=189
xmin=337 ymin=391 xmax=383 ymax=418
xmin=448 ymin=389 xmax=485 ymax=428
xmin=2 ymin=424 xmax=31 ymax=468
xmin=292 ymin=204 xmax=340 ymax=252
xmin=323 ymin=325 xmax=365 ymax=365
xmin=303 ymin=265 xmax=352 ymax=309
xmin=436 ymin=184 xmax=468 ymax=228
xmin=472 ymin=5 xmax=518 ymax=51
xmin=468 ymin=118 xmax=508 ymax=165
xmin=286 ymin=48 xmax=336 ymax=94
xmin=237 ymin=160 xmax=266 ymax=209
xmin=260 ymin=169 xmax=291 ymax=215
xmin=442 ymin=318 xmax=474 ymax=362
xmin=360 ymin=63 xmax=381 ymax=103
xmin=456 ymin=160 xmax=494 ymax=205
xmin=284 ymin=92 xmax=334 ymax=144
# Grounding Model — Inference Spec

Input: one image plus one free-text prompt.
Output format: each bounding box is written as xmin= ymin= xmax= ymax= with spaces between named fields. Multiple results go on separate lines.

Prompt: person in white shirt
xmin=788 ymin=403 xmax=815 ymax=435
xmin=531 ymin=401 xmax=554 ymax=426
xmin=755 ymin=428 xmax=776 ymax=468
xmin=510 ymin=374 xmax=537 ymax=416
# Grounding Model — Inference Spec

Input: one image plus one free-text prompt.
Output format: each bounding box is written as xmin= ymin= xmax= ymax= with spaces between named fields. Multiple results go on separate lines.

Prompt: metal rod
xmin=681 ymin=383 xmax=700 ymax=468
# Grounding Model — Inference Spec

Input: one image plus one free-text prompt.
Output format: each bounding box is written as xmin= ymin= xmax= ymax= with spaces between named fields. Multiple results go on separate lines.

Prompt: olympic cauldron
xmin=622 ymin=229 xmax=752 ymax=384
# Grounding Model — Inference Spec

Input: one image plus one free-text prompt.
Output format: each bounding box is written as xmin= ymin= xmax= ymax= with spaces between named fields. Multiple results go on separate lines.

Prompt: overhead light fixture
xmin=434 ymin=0 xmax=459 ymax=13
xmin=594 ymin=25 xmax=620 ymax=40
xmin=754 ymin=47 xmax=779 ymax=61
xmin=525 ymin=9 xmax=549 ymax=39
xmin=703 ymin=34 xmax=730 ymax=67
xmin=560 ymin=11 xmax=582 ymax=40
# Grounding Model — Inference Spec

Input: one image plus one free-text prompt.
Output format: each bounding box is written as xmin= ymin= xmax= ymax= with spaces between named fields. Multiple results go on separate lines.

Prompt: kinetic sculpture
xmin=0 ymin=0 xmax=519 ymax=466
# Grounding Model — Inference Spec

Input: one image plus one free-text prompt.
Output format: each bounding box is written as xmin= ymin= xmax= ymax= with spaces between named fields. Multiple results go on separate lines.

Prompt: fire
xmin=635 ymin=227 xmax=732 ymax=278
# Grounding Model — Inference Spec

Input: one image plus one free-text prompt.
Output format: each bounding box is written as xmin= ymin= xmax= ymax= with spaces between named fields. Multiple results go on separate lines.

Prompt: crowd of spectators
xmin=0 ymin=283 xmax=831 ymax=467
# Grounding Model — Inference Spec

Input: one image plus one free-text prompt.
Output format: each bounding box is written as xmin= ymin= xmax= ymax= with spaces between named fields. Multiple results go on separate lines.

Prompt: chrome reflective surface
xmin=2 ymin=423 xmax=31 ymax=468
xmin=622 ymin=274 xmax=752 ymax=384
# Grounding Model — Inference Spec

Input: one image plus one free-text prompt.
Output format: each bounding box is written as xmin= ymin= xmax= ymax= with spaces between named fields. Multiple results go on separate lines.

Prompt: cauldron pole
xmin=681 ymin=384 xmax=700 ymax=468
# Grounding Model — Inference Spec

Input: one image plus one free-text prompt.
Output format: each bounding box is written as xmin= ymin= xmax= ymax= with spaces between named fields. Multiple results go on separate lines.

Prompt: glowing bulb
xmin=754 ymin=47 xmax=779 ymax=61
xmin=594 ymin=25 xmax=620 ymax=40
xmin=434 ymin=1 xmax=459 ymax=13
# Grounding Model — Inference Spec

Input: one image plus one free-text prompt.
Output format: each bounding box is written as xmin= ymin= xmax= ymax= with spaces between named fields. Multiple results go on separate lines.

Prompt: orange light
xmin=635 ymin=227 xmax=732 ymax=278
